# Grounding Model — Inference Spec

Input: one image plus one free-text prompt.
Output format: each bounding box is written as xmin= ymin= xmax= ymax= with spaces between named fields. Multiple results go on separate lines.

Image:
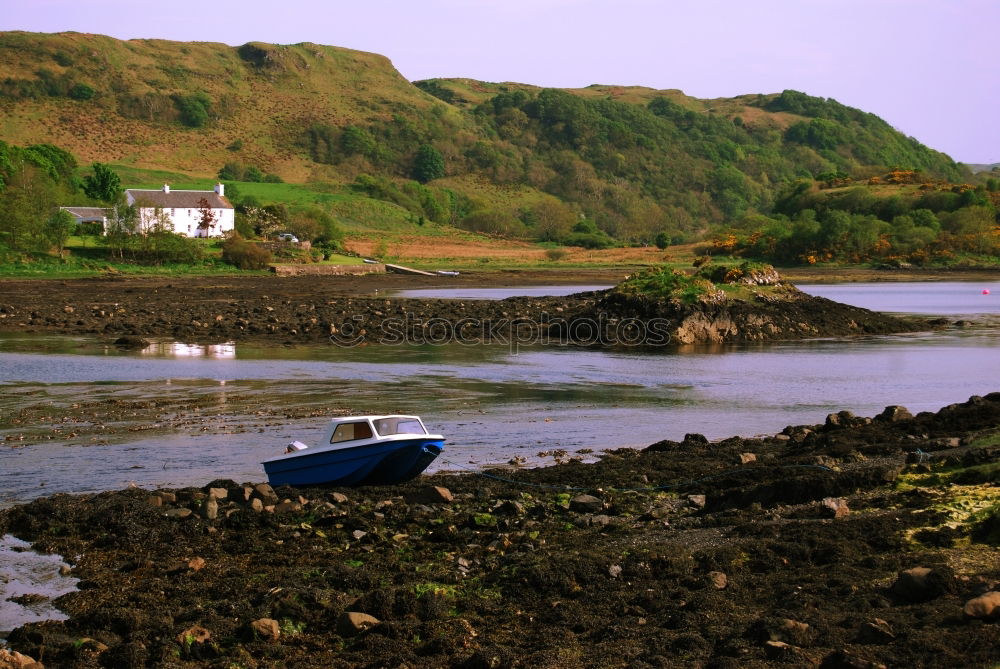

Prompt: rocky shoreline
xmin=0 ymin=273 xmax=927 ymax=347
xmin=2 ymin=394 xmax=999 ymax=668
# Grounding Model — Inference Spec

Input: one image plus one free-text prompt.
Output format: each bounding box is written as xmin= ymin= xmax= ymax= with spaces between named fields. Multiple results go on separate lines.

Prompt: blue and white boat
xmin=262 ymin=415 xmax=444 ymax=487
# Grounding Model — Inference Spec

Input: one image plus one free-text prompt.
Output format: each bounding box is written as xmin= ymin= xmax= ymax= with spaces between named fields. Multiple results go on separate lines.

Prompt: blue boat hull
xmin=263 ymin=438 xmax=444 ymax=487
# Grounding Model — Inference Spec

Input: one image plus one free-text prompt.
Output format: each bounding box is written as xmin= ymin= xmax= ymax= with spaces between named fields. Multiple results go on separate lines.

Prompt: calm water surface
xmin=2 ymin=281 xmax=998 ymax=505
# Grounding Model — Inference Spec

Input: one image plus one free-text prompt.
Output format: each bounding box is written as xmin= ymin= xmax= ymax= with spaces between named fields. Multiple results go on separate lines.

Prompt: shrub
xmin=68 ymin=83 xmax=95 ymax=100
xmin=222 ymin=236 xmax=271 ymax=270
xmin=562 ymin=232 xmax=613 ymax=249
xmin=133 ymin=232 xmax=205 ymax=265
xmin=545 ymin=247 xmax=568 ymax=261
xmin=174 ymin=92 xmax=212 ymax=127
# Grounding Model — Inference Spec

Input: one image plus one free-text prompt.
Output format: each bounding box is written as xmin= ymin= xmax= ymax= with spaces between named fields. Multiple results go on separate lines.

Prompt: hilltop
xmin=0 ymin=31 xmax=973 ymax=251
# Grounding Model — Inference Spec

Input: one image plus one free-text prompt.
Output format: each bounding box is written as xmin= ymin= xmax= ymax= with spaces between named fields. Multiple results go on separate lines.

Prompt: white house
xmin=125 ymin=184 xmax=234 ymax=238
xmin=60 ymin=206 xmax=109 ymax=231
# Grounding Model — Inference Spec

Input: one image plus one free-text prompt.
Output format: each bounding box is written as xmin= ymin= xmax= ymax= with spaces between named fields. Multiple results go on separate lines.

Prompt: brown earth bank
xmin=0 ymin=271 xmax=930 ymax=347
xmin=2 ymin=394 xmax=1000 ymax=668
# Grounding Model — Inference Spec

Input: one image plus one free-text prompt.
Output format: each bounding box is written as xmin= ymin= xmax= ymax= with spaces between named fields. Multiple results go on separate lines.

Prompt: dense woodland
xmin=0 ymin=32 xmax=997 ymax=267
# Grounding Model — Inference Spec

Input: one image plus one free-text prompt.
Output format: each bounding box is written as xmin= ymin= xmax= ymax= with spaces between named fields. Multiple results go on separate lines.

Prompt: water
xmin=798 ymin=281 xmax=1000 ymax=316
xmin=0 ymin=535 xmax=77 ymax=638
xmin=1 ymin=282 xmax=998 ymax=505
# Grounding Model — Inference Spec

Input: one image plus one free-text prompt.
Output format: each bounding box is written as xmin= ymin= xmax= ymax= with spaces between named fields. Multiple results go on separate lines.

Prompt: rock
xmin=764 ymin=641 xmax=794 ymax=659
xmin=336 ymin=611 xmax=380 ymax=636
xmin=857 ymin=618 xmax=895 ymax=644
xmin=273 ymin=500 xmax=302 ymax=514
xmin=58 ymin=565 xmax=72 ymax=576
xmin=147 ymin=495 xmax=163 ymax=507
xmin=588 ymin=514 xmax=613 ymax=527
xmin=252 ymin=483 xmax=279 ymax=505
xmin=708 ymin=571 xmax=728 ymax=589
xmin=683 ymin=433 xmax=709 ymax=445
xmin=405 ymin=486 xmax=454 ymax=504
xmin=0 ymin=648 xmax=44 ymax=669
xmin=738 ymin=452 xmax=757 ymax=464
xmin=114 ymin=335 xmax=149 ymax=349
xmin=494 ymin=500 xmax=526 ymax=516
xmin=155 ymin=491 xmax=177 ymax=504
xmin=876 ymin=405 xmax=913 ymax=423
xmin=249 ymin=617 xmax=281 ymax=641
xmin=687 ymin=494 xmax=706 ymax=509
xmin=163 ymin=508 xmax=193 ymax=519
xmin=187 ymin=557 xmax=206 ymax=572
xmin=963 ymin=591 xmax=1000 ymax=619
xmin=890 ymin=566 xmax=956 ymax=602
xmin=250 ymin=498 xmax=263 ymax=513
xmin=608 ymin=564 xmax=622 ymax=578
xmin=176 ymin=625 xmax=211 ymax=645
xmin=328 ymin=492 xmax=349 ymax=504
xmin=207 ymin=487 xmax=228 ymax=500
xmin=201 ymin=498 xmax=218 ymax=520
xmin=822 ymin=497 xmax=850 ymax=519
xmin=569 ymin=494 xmax=603 ymax=513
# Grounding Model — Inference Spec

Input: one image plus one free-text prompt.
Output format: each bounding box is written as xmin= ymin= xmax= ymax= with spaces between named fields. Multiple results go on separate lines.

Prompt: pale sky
xmin=2 ymin=0 xmax=997 ymax=163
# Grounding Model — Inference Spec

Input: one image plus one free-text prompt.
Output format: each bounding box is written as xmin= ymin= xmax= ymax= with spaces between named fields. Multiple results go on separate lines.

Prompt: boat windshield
xmin=373 ymin=417 xmax=426 ymax=437
xmin=330 ymin=421 xmax=374 ymax=444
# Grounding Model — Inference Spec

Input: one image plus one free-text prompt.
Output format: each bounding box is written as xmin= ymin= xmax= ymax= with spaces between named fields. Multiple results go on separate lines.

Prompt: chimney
xmin=214 ymin=183 xmax=225 ymax=197
xmin=162 ymin=184 xmax=170 ymax=194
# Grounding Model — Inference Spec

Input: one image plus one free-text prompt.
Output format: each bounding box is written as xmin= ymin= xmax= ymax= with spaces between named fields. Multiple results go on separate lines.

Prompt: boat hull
xmin=263 ymin=438 xmax=444 ymax=487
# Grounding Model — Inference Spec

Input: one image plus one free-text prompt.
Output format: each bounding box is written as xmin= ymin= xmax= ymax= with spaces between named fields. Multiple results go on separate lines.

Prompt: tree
xmin=44 ymin=208 xmax=76 ymax=252
xmin=82 ymin=163 xmax=122 ymax=204
xmin=0 ymin=163 xmax=57 ymax=251
xmin=654 ymin=231 xmax=671 ymax=250
xmin=105 ymin=198 xmax=138 ymax=259
xmin=412 ymin=144 xmax=445 ymax=183
xmin=196 ymin=197 xmax=217 ymax=237
xmin=530 ymin=199 xmax=576 ymax=242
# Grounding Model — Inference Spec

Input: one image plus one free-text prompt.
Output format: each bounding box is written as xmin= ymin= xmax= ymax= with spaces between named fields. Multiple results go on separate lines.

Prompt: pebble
xmin=337 ymin=611 xmax=380 ymax=636
xmin=249 ymin=617 xmax=281 ymax=641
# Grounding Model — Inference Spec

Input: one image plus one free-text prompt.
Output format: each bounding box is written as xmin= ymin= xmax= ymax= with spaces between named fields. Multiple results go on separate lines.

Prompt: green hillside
xmin=0 ymin=31 xmax=975 ymax=252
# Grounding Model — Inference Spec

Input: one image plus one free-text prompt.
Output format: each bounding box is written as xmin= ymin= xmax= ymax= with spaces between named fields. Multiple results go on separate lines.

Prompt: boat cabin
xmin=325 ymin=415 xmax=431 ymax=447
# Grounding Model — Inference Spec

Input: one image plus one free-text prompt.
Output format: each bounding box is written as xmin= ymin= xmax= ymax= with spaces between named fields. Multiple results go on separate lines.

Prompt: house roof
xmin=61 ymin=206 xmax=109 ymax=220
xmin=126 ymin=189 xmax=233 ymax=209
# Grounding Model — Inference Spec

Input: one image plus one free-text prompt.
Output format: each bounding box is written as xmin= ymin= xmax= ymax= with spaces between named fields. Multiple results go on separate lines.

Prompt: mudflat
xmin=1 ymin=395 xmax=999 ymax=667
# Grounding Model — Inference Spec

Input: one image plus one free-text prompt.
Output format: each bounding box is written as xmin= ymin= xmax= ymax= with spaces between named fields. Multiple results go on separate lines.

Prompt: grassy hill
xmin=0 ymin=31 xmax=976 ymax=255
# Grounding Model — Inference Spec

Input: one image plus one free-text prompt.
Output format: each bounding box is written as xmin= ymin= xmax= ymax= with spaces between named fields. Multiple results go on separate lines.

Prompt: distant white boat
xmin=436 ymin=270 xmax=460 ymax=276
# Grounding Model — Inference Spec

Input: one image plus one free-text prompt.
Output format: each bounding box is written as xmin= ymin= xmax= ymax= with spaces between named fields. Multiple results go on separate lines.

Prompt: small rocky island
xmin=0 ymin=263 xmax=927 ymax=347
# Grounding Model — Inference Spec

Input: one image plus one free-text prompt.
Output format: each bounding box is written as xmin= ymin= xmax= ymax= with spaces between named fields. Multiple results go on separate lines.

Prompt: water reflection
xmin=140 ymin=341 xmax=237 ymax=359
